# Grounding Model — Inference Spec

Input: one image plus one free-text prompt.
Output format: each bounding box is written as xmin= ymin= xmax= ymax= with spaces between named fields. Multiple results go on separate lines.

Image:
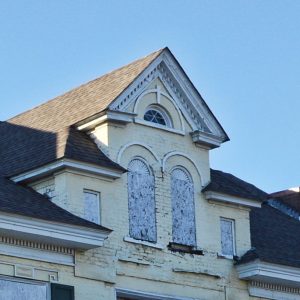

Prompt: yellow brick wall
xmin=0 ymin=79 xmax=266 ymax=300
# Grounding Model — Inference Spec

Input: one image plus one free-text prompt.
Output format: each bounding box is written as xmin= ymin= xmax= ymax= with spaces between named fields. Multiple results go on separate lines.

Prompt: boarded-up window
xmin=84 ymin=190 xmax=100 ymax=224
xmin=128 ymin=158 xmax=156 ymax=242
xmin=171 ymin=167 xmax=196 ymax=246
xmin=220 ymin=218 xmax=235 ymax=256
xmin=0 ymin=279 xmax=47 ymax=300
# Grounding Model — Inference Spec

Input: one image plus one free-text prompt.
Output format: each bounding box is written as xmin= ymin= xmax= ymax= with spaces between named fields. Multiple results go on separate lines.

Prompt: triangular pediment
xmin=109 ymin=48 xmax=229 ymax=145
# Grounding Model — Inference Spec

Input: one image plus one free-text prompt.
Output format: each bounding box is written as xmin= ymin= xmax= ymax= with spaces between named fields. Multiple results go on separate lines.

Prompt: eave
xmin=10 ymin=158 xmax=124 ymax=183
xmin=0 ymin=212 xmax=110 ymax=250
xmin=75 ymin=110 xmax=136 ymax=131
xmin=236 ymin=260 xmax=300 ymax=288
xmin=204 ymin=191 xmax=262 ymax=208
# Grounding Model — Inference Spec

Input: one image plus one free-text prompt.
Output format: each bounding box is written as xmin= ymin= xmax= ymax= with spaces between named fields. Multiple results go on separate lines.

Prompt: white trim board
xmin=11 ymin=158 xmax=124 ymax=183
xmin=205 ymin=191 xmax=262 ymax=208
xmin=0 ymin=212 xmax=109 ymax=250
xmin=237 ymin=260 xmax=300 ymax=288
xmin=0 ymin=242 xmax=74 ymax=265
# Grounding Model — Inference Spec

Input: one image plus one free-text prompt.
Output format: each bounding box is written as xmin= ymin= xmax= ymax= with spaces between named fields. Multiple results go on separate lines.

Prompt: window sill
xmin=217 ymin=253 xmax=238 ymax=260
xmin=168 ymin=242 xmax=204 ymax=255
xmin=134 ymin=118 xmax=185 ymax=135
xmin=123 ymin=236 xmax=164 ymax=250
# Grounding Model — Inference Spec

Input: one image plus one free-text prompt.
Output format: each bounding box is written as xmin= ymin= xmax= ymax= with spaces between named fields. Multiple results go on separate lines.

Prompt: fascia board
xmin=0 ymin=212 xmax=109 ymax=250
xmin=205 ymin=191 xmax=262 ymax=208
xmin=11 ymin=158 xmax=124 ymax=183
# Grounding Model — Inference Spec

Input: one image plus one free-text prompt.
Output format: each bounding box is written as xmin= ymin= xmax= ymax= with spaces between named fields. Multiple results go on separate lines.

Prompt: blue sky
xmin=1 ymin=1 xmax=299 ymax=192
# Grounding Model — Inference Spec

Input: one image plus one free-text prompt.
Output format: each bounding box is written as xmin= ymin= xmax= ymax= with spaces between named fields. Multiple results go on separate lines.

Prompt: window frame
xmin=83 ymin=189 xmax=101 ymax=225
xmin=220 ymin=217 xmax=236 ymax=258
xmin=143 ymin=105 xmax=173 ymax=128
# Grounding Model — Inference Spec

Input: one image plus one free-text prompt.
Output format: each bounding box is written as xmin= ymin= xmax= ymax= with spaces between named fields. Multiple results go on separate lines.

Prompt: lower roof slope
xmin=203 ymin=169 xmax=268 ymax=201
xmin=0 ymin=122 xmax=125 ymax=177
xmin=0 ymin=176 xmax=110 ymax=232
xmin=238 ymin=202 xmax=300 ymax=268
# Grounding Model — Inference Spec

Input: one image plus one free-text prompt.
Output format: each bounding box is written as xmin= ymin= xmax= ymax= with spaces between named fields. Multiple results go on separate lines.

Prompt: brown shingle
xmin=1 ymin=49 xmax=164 ymax=176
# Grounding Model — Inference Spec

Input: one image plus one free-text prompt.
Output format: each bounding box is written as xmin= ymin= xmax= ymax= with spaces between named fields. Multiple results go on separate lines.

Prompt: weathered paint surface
xmin=0 ymin=279 xmax=47 ymax=300
xmin=84 ymin=191 xmax=100 ymax=224
xmin=128 ymin=159 xmax=156 ymax=242
xmin=220 ymin=218 xmax=234 ymax=256
xmin=171 ymin=168 xmax=196 ymax=246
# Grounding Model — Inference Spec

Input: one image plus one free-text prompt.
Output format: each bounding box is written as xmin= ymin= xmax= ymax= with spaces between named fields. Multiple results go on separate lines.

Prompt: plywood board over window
xmin=171 ymin=167 xmax=196 ymax=246
xmin=220 ymin=218 xmax=236 ymax=256
xmin=84 ymin=190 xmax=100 ymax=224
xmin=127 ymin=158 xmax=156 ymax=242
xmin=0 ymin=278 xmax=47 ymax=300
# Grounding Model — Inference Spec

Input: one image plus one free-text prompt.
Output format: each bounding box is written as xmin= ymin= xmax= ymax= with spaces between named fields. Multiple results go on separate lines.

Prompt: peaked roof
xmin=1 ymin=49 xmax=164 ymax=177
xmin=203 ymin=169 xmax=268 ymax=201
xmin=0 ymin=175 xmax=110 ymax=231
xmin=238 ymin=202 xmax=300 ymax=268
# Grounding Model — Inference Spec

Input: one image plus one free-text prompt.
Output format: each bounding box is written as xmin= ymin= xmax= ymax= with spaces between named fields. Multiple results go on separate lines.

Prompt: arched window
xmin=144 ymin=106 xmax=172 ymax=127
xmin=127 ymin=158 xmax=156 ymax=242
xmin=171 ymin=167 xmax=196 ymax=246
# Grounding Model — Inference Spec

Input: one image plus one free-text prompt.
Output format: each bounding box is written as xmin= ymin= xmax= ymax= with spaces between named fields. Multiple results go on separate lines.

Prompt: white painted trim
xmin=134 ymin=118 xmax=185 ymax=135
xmin=11 ymin=158 xmax=124 ymax=183
xmin=117 ymin=142 xmax=160 ymax=164
xmin=237 ymin=260 xmax=300 ymax=287
xmin=123 ymin=236 xmax=163 ymax=250
xmin=0 ymin=242 xmax=74 ymax=265
xmin=116 ymin=288 xmax=195 ymax=300
xmin=133 ymin=89 xmax=159 ymax=114
xmin=191 ymin=130 xmax=223 ymax=149
xmin=76 ymin=110 xmax=136 ymax=131
xmin=162 ymin=151 xmax=203 ymax=183
xmin=248 ymin=281 xmax=300 ymax=299
xmin=0 ymin=212 xmax=109 ymax=250
xmin=109 ymin=49 xmax=228 ymax=143
xmin=161 ymin=51 xmax=227 ymax=139
xmin=249 ymin=285 xmax=300 ymax=299
xmin=205 ymin=191 xmax=262 ymax=208
xmin=133 ymin=86 xmax=185 ymax=132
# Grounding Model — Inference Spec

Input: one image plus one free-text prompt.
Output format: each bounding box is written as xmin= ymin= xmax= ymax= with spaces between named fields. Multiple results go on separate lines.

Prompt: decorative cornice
xmin=0 ymin=212 xmax=110 ymax=250
xmin=249 ymin=281 xmax=300 ymax=299
xmin=0 ymin=236 xmax=73 ymax=255
xmin=109 ymin=50 xmax=228 ymax=144
xmin=237 ymin=260 xmax=300 ymax=288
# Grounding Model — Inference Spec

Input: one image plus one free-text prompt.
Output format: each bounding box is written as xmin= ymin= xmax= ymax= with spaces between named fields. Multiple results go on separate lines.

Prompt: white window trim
xmin=220 ymin=217 xmax=236 ymax=257
xmin=83 ymin=189 xmax=101 ymax=225
xmin=134 ymin=118 xmax=185 ymax=135
xmin=144 ymin=105 xmax=173 ymax=127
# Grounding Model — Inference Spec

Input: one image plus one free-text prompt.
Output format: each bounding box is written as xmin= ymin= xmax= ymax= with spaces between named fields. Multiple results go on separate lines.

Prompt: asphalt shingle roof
xmin=203 ymin=169 xmax=268 ymax=201
xmin=1 ymin=49 xmax=163 ymax=176
xmin=238 ymin=202 xmax=300 ymax=268
xmin=0 ymin=176 xmax=111 ymax=231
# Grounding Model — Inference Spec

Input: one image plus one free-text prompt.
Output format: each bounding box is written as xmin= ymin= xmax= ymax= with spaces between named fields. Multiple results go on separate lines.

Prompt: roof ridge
xmin=8 ymin=48 xmax=165 ymax=123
